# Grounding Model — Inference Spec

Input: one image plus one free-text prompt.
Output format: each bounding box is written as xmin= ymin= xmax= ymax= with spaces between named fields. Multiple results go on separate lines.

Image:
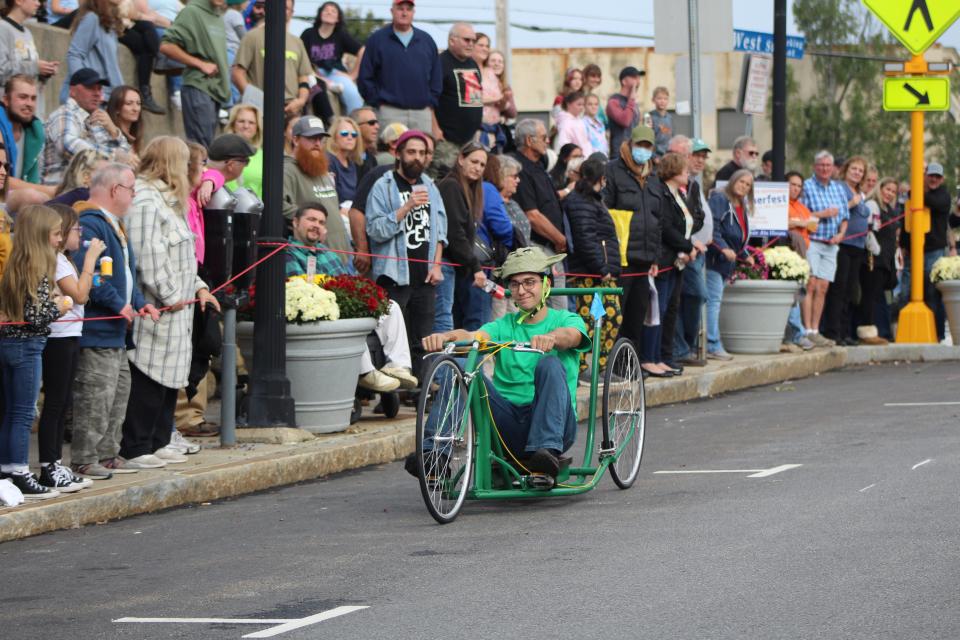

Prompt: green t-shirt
xmin=479 ymin=308 xmax=591 ymax=412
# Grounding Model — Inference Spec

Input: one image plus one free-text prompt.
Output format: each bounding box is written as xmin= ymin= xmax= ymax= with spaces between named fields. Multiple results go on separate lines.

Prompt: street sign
xmin=738 ymin=54 xmax=772 ymax=116
xmin=733 ymin=29 xmax=806 ymax=60
xmin=863 ymin=0 xmax=960 ymax=55
xmin=883 ymin=76 xmax=951 ymax=110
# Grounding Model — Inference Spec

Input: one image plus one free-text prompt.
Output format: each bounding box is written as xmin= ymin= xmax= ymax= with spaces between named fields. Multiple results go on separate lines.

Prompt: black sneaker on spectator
xmin=8 ymin=472 xmax=61 ymax=500
xmin=38 ymin=464 xmax=83 ymax=493
xmin=55 ymin=463 xmax=93 ymax=488
xmin=71 ymin=462 xmax=113 ymax=480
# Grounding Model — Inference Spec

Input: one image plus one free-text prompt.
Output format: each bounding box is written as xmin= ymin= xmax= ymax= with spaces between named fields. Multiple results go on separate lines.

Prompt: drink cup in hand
xmin=806 ymin=219 xmax=819 ymax=233
xmin=411 ymin=184 xmax=429 ymax=206
xmin=100 ymin=256 xmax=113 ymax=277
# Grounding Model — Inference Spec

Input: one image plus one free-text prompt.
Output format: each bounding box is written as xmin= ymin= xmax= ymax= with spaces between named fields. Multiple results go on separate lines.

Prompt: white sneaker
xmin=359 ymin=369 xmax=401 ymax=393
xmin=169 ymin=430 xmax=200 ymax=455
xmin=170 ymin=90 xmax=181 ymax=110
xmin=153 ymin=446 xmax=188 ymax=464
xmin=380 ymin=365 xmax=418 ymax=390
xmin=125 ymin=454 xmax=167 ymax=469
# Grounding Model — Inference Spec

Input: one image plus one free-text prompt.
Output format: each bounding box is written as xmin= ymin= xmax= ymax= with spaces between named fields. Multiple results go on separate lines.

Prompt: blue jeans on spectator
xmin=433 ymin=264 xmax=456 ymax=333
xmin=316 ymin=68 xmax=364 ymax=114
xmin=226 ymin=47 xmax=240 ymax=107
xmin=785 ymin=302 xmax=805 ymax=344
xmin=642 ymin=271 xmax=676 ymax=364
xmin=0 ymin=337 xmax=46 ymax=471
xmin=674 ymin=253 xmax=706 ymax=359
xmin=899 ymin=248 xmax=947 ymax=341
xmin=706 ymin=269 xmax=726 ymax=353
xmin=422 ymin=355 xmax=576 ymax=456
xmin=454 ymin=271 xmax=492 ymax=331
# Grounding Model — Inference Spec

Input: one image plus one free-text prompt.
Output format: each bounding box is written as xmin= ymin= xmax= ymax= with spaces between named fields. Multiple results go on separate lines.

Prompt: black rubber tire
xmin=603 ymin=338 xmax=646 ymax=489
xmin=381 ymin=392 xmax=400 ymax=418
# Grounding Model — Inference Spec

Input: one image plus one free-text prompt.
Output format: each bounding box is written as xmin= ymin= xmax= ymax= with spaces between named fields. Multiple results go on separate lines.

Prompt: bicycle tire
xmin=603 ymin=338 xmax=645 ymax=489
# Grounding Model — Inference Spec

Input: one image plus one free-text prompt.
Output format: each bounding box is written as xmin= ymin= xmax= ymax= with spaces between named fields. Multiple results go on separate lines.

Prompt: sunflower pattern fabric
xmin=567 ymin=276 xmax=622 ymax=372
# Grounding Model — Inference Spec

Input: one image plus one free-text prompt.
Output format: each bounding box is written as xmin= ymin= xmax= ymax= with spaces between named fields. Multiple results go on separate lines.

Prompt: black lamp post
xmin=247 ymin=0 xmax=296 ymax=426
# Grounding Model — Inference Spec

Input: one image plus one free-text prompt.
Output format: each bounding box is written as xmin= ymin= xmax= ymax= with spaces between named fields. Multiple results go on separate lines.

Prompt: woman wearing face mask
xmin=821 ymin=155 xmax=868 ymax=345
xmin=549 ymin=143 xmax=583 ymax=200
xmin=437 ymin=142 xmax=490 ymax=330
xmin=706 ymin=169 xmax=755 ymax=360
xmin=563 ymin=157 xmax=620 ymax=380
xmin=554 ymin=91 xmax=592 ymax=156
xmin=602 ymin=125 xmax=661 ymax=374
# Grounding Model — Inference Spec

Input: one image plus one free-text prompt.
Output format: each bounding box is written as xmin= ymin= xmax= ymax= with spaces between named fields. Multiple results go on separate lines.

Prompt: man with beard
xmin=712 ymin=135 xmax=759 ymax=188
xmin=366 ymin=130 xmax=446 ymax=378
xmin=282 ymin=116 xmax=351 ymax=264
xmin=286 ymin=202 xmax=418 ymax=392
xmin=160 ymin=0 xmax=231 ymax=147
xmin=0 ymin=75 xmax=46 ymax=189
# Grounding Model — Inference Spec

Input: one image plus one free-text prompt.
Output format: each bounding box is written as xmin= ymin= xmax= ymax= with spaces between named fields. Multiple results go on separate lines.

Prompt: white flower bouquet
xmin=930 ymin=255 xmax=960 ymax=283
xmin=763 ymin=246 xmax=810 ymax=285
xmin=285 ymin=277 xmax=340 ymax=324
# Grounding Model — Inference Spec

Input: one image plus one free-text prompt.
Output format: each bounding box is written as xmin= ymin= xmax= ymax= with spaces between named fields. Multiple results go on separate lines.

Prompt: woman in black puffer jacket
xmin=602 ymin=125 xmax=661 ymax=371
xmin=564 ymin=157 xmax=620 ymax=375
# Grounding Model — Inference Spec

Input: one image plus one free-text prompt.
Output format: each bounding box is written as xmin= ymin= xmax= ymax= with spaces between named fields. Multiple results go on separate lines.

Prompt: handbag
xmin=865 ymin=231 xmax=881 ymax=257
xmin=473 ymin=236 xmax=495 ymax=267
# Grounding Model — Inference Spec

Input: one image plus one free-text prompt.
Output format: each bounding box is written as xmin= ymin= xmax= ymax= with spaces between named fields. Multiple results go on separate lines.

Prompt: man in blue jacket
xmin=70 ymin=163 xmax=160 ymax=480
xmin=358 ymin=0 xmax=442 ymax=135
xmin=0 ymin=75 xmax=45 ymax=188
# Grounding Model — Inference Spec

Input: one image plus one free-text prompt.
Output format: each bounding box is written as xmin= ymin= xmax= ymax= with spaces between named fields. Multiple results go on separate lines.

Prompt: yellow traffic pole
xmin=896 ymin=54 xmax=937 ymax=343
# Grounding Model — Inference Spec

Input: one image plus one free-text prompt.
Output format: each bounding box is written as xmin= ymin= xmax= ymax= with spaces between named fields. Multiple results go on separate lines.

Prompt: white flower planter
xmin=935 ymin=280 xmax=960 ymax=346
xmin=719 ymin=279 xmax=799 ymax=354
xmin=238 ymin=318 xmax=377 ymax=433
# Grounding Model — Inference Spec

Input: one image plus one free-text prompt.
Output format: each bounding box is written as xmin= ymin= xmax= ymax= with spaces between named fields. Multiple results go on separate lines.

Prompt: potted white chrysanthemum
xmin=237 ymin=275 xmax=388 ymax=433
xmin=719 ymin=245 xmax=802 ymax=354
xmin=931 ymin=256 xmax=960 ymax=346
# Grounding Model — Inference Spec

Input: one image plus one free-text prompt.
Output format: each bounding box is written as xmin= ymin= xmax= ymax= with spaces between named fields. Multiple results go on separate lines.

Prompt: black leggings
xmin=119 ymin=20 xmax=160 ymax=88
xmin=37 ymin=336 xmax=80 ymax=464
xmin=619 ymin=264 xmax=652 ymax=353
xmin=119 ymin=364 xmax=177 ymax=459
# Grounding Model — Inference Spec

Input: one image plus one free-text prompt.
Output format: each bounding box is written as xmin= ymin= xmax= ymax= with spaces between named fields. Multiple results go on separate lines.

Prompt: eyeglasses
xmin=457 ymin=36 xmax=477 ymax=44
xmin=747 ymin=151 xmax=760 ymax=157
xmin=70 ymin=226 xmax=82 ymax=233
xmin=508 ymin=277 xmax=541 ymax=292
xmin=114 ymin=183 xmax=135 ymax=193
xmin=338 ymin=130 xmax=359 ymax=138
xmin=358 ymin=119 xmax=379 ymax=127
xmin=0 ymin=162 xmax=10 ymax=173
xmin=229 ymin=157 xmax=251 ymax=165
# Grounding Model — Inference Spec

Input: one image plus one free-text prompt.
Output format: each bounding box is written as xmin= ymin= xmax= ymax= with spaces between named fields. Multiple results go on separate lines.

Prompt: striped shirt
xmin=800 ymin=176 xmax=849 ymax=241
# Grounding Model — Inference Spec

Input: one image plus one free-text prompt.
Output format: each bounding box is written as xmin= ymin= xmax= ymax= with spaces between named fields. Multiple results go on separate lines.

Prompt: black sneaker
xmin=39 ymin=465 xmax=83 ymax=493
xmin=526 ymin=448 xmax=560 ymax=479
xmin=55 ymin=462 xmax=93 ymax=489
xmin=8 ymin=472 xmax=61 ymax=500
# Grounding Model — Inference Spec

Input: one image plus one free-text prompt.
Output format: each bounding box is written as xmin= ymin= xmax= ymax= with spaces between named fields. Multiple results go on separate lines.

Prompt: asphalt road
xmin=2 ymin=361 xmax=959 ymax=640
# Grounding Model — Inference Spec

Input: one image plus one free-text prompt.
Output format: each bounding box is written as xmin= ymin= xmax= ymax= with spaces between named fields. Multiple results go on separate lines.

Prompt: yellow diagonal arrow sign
xmin=883 ymin=76 xmax=951 ymax=111
xmin=863 ymin=0 xmax=960 ymax=54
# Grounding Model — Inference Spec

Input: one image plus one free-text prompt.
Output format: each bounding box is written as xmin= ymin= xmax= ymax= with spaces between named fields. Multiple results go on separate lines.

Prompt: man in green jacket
xmin=159 ymin=0 xmax=231 ymax=147
xmin=0 ymin=75 xmax=46 ymax=188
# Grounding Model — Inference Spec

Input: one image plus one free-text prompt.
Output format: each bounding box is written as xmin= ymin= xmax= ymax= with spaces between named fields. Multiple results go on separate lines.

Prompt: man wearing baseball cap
xmin=282 ymin=116 xmax=352 ymax=264
xmin=606 ymin=65 xmax=645 ymax=153
xmin=43 ymin=69 xmax=125 ymax=186
xmin=676 ymin=137 xmax=713 ymax=366
xmin=899 ymin=161 xmax=954 ymax=340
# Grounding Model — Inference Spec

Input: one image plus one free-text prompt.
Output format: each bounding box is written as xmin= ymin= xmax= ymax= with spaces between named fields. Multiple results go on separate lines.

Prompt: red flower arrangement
xmin=321 ymin=274 xmax=390 ymax=319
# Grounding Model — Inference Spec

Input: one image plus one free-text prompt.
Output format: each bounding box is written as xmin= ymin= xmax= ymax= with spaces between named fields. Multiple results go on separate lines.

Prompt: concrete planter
xmin=935 ymin=280 xmax=960 ymax=346
xmin=238 ymin=318 xmax=376 ymax=433
xmin=719 ymin=279 xmax=799 ymax=354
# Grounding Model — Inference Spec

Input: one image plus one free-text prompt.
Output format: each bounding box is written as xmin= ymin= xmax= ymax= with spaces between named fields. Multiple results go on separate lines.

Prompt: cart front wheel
xmin=603 ymin=338 xmax=645 ymax=489
xmin=415 ymin=355 xmax=473 ymax=523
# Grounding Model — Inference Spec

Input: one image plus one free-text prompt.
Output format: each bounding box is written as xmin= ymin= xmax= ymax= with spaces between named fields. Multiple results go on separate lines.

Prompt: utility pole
xmin=495 ymin=0 xmax=511 ymax=82
xmin=687 ymin=0 xmax=701 ymax=140
xmin=247 ymin=0 xmax=296 ymax=427
xmin=772 ymin=0 xmax=786 ymax=181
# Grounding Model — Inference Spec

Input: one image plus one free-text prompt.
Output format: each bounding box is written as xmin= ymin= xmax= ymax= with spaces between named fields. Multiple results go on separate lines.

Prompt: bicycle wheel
xmin=415 ymin=355 xmax=473 ymax=523
xmin=603 ymin=338 xmax=645 ymax=489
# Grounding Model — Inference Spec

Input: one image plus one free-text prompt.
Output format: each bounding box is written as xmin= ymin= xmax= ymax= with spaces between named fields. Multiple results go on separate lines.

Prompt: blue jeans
xmin=423 ymin=356 xmax=577 ymax=455
xmin=0 ymin=337 xmax=46 ymax=470
xmin=674 ymin=253 xmax=706 ymax=359
xmin=433 ymin=264 xmax=456 ymax=333
xmin=785 ymin=302 xmax=806 ymax=344
xmin=642 ymin=271 xmax=676 ymax=364
xmin=706 ymin=269 xmax=726 ymax=353
xmin=316 ymin=68 xmax=364 ymax=114
xmin=454 ymin=271 xmax=492 ymax=331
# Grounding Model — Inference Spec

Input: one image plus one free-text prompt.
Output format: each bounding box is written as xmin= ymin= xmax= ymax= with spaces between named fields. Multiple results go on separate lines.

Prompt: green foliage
xmin=343 ymin=7 xmax=384 ymax=44
xmin=788 ymin=0 xmax=957 ymax=183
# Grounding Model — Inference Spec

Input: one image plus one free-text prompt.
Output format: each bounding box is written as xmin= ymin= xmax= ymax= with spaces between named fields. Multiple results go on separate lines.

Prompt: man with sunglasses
xmin=350 ymin=106 xmax=380 ymax=178
xmin=712 ymin=135 xmax=759 ymax=189
xmin=418 ymin=247 xmax=591 ymax=481
xmin=434 ymin=22 xmax=483 ymax=145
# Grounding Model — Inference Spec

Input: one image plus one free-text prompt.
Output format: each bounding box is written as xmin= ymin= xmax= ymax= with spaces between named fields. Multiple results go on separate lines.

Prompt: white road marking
xmin=912 ymin=458 xmax=932 ymax=470
xmin=114 ymin=605 xmax=369 ymax=638
xmin=654 ymin=464 xmax=802 ymax=478
xmin=859 ymin=484 xmax=876 ymax=493
xmin=243 ymin=606 xmax=369 ymax=638
xmin=884 ymin=401 xmax=960 ymax=407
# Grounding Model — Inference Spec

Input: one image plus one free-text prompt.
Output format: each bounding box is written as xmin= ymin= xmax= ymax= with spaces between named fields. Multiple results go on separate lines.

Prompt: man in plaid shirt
xmin=42 ymin=69 xmax=126 ymax=186
xmin=286 ymin=202 xmax=418 ymax=393
xmin=800 ymin=150 xmax=849 ymax=347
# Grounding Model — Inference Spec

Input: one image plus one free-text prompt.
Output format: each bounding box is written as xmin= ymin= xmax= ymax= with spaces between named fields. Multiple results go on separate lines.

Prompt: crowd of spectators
xmin=0 ymin=0 xmax=957 ymax=506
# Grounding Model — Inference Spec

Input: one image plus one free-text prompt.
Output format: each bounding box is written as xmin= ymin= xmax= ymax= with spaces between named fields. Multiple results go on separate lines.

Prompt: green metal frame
xmin=437 ymin=286 xmax=642 ymax=501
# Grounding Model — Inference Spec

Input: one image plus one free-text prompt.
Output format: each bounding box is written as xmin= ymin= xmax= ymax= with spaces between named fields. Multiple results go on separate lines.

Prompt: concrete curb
xmin=2 ymin=344 xmax=956 ymax=543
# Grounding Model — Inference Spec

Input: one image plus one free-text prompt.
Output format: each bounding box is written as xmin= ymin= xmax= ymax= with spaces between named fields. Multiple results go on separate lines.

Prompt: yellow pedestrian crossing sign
xmin=863 ymin=0 xmax=960 ymax=54
xmin=883 ymin=76 xmax=951 ymax=110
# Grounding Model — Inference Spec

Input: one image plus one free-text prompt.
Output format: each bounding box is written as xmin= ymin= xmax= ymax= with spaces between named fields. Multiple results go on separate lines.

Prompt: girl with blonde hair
xmin=0 ymin=205 xmax=70 ymax=499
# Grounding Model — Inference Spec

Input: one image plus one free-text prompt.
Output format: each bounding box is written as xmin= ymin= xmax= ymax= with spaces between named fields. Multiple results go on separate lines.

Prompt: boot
xmin=856 ymin=325 xmax=889 ymax=346
xmin=140 ymin=85 xmax=166 ymax=115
